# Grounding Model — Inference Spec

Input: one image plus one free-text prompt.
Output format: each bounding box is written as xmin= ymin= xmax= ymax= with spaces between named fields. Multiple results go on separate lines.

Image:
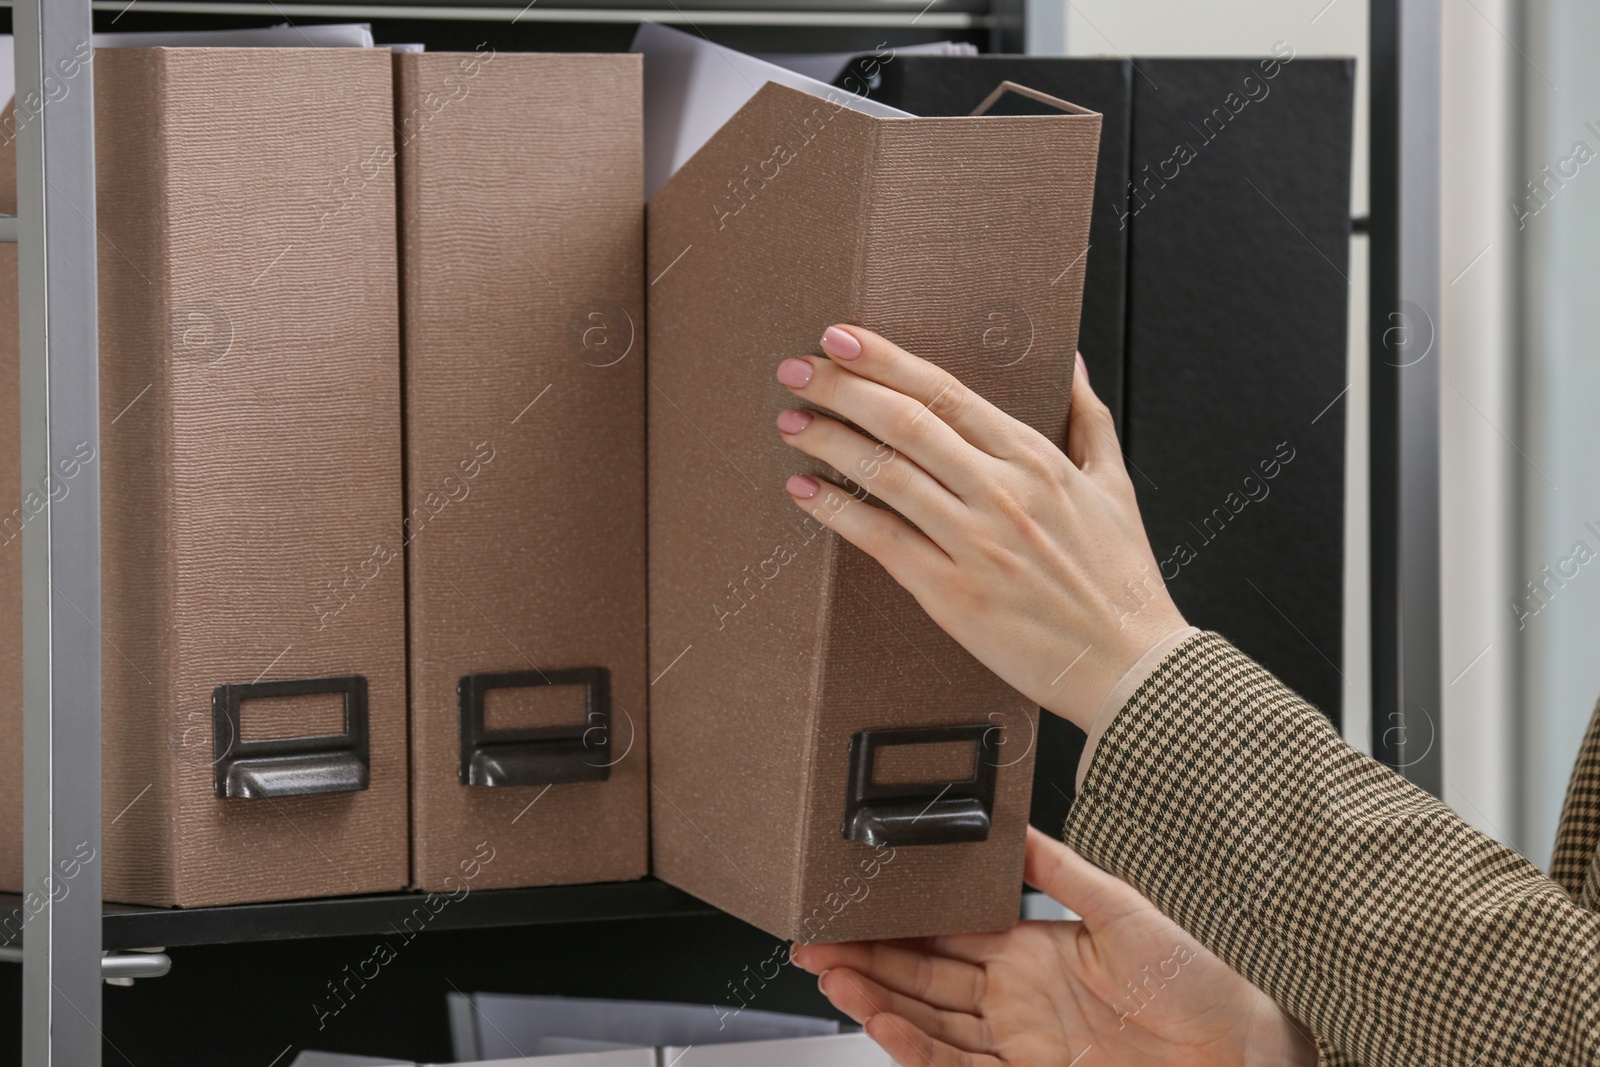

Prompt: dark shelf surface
xmin=0 ymin=878 xmax=718 ymax=951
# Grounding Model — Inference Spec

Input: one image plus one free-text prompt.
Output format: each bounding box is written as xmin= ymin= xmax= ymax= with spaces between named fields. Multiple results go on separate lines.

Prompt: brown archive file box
xmin=395 ymin=53 xmax=648 ymax=890
xmin=0 ymin=49 xmax=409 ymax=906
xmin=647 ymin=81 xmax=1100 ymax=941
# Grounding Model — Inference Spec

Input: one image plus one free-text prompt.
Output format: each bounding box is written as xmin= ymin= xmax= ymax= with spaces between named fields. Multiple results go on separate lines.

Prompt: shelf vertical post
xmin=15 ymin=0 xmax=104 ymax=1062
xmin=1370 ymin=0 xmax=1443 ymax=793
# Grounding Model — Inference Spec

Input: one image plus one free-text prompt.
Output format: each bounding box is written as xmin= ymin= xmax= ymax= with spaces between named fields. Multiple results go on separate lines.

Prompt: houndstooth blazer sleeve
xmin=1551 ymin=701 xmax=1600 ymax=909
xmin=1062 ymin=630 xmax=1600 ymax=1067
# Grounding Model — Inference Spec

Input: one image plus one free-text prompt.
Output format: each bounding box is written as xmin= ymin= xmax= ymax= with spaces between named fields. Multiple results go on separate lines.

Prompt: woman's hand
xmin=791 ymin=828 xmax=1315 ymax=1067
xmin=775 ymin=324 xmax=1186 ymax=732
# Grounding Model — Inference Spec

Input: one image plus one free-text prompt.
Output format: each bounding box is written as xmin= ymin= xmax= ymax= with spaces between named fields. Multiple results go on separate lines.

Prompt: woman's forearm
xmin=1066 ymin=630 xmax=1600 ymax=1066
xmin=768 ymin=324 xmax=1598 ymax=1064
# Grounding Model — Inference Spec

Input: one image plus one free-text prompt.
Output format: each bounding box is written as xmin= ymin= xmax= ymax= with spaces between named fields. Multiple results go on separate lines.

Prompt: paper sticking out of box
xmin=629 ymin=22 xmax=909 ymax=197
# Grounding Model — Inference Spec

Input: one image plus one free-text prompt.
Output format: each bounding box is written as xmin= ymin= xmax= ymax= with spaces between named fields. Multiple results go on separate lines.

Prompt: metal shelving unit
xmin=8 ymin=0 xmax=1434 ymax=1061
xmin=1 ymin=7 xmax=993 ymax=1062
xmin=1368 ymin=0 xmax=1444 ymax=793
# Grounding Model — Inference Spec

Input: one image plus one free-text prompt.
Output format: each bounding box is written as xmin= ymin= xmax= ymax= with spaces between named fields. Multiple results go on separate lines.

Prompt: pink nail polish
xmin=777 ymin=408 xmax=814 ymax=434
xmin=1075 ymin=351 xmax=1089 ymax=386
xmin=777 ymin=358 xmax=814 ymax=388
xmin=786 ymin=474 xmax=820 ymax=499
xmin=820 ymin=326 xmax=862 ymax=361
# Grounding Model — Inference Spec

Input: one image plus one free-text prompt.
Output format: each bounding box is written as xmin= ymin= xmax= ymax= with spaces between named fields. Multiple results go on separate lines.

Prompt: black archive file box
xmin=839 ymin=55 xmax=1355 ymax=838
xmin=1122 ymin=57 xmax=1354 ymax=730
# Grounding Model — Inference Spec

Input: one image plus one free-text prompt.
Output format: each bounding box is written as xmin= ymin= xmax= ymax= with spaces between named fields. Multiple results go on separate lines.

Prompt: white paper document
xmin=450 ymin=1053 xmax=654 ymax=1067
xmin=0 ymin=24 xmax=378 ymax=108
xmin=450 ymin=991 xmax=838 ymax=1061
xmin=450 ymin=1032 xmax=891 ymax=1065
xmin=356 ymin=1053 xmax=656 ymax=1067
xmin=663 ymin=1032 xmax=894 ymax=1065
xmin=289 ymin=1052 xmax=410 ymax=1067
xmin=756 ymin=40 xmax=977 ymax=84
xmin=90 ymin=23 xmax=375 ymax=48
xmin=630 ymin=23 xmax=910 ymax=199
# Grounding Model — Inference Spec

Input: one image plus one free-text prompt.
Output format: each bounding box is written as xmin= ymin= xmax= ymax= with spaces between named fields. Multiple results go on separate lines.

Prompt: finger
xmin=779 ymin=355 xmax=992 ymax=498
xmin=1024 ymin=825 xmax=1135 ymax=924
xmin=820 ymin=324 xmax=1042 ymax=461
xmin=778 ymin=409 xmax=965 ymax=541
xmin=820 ymin=968 xmax=989 ymax=1054
xmin=1064 ymin=351 xmax=1124 ymax=476
xmin=790 ymin=940 xmax=985 ymax=1014
xmin=785 ymin=476 xmax=954 ymax=587
xmin=864 ymin=1012 xmax=1005 ymax=1067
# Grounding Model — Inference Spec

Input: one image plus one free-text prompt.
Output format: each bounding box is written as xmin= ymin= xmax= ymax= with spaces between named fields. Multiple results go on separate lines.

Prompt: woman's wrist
xmin=1072 ymin=623 xmax=1198 ymax=791
xmin=1035 ymin=571 xmax=1190 ymax=731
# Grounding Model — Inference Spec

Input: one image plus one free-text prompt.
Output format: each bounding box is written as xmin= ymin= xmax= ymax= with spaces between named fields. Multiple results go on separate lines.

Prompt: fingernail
xmin=820 ymin=326 xmax=862 ymax=361
xmin=777 ymin=358 xmax=814 ymax=388
xmin=777 ymin=408 xmax=814 ymax=434
xmin=786 ymin=474 xmax=820 ymax=499
xmin=817 ymin=970 xmax=831 ymax=994
xmin=1075 ymin=351 xmax=1089 ymax=386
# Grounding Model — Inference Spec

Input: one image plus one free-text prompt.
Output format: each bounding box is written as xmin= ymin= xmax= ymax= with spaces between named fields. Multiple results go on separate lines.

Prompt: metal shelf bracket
xmin=0 ymin=947 xmax=172 ymax=984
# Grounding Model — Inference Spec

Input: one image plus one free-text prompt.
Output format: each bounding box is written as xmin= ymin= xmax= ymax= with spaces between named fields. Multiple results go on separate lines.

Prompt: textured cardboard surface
xmin=1123 ymin=58 xmax=1353 ymax=724
xmin=851 ymin=56 xmax=1134 ymax=842
xmin=0 ymin=49 xmax=410 ymax=905
xmin=856 ymin=56 xmax=1131 ymax=434
xmin=395 ymin=52 xmax=648 ymax=891
xmin=647 ymin=82 xmax=1098 ymax=941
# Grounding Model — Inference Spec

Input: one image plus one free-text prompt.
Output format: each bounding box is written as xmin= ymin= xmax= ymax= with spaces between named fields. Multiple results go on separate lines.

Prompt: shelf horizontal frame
xmin=0 ymin=0 xmax=987 ymax=26
xmin=0 ymin=880 xmax=721 ymax=951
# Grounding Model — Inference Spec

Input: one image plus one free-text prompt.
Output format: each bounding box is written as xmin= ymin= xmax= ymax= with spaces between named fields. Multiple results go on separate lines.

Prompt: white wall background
xmin=1519 ymin=0 xmax=1600 ymax=864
